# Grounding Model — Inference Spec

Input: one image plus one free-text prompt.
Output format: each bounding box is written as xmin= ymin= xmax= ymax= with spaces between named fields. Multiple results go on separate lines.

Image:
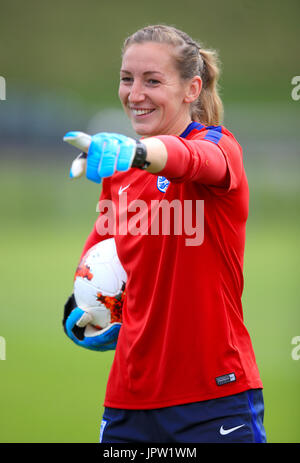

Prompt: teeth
xmin=131 ymin=109 xmax=154 ymax=116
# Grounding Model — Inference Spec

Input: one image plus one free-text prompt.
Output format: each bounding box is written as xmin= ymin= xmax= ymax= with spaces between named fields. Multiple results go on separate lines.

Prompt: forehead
xmin=121 ymin=42 xmax=177 ymax=75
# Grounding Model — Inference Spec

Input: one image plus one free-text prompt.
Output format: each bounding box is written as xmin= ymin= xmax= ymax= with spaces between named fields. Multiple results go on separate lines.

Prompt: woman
xmin=63 ymin=25 xmax=267 ymax=443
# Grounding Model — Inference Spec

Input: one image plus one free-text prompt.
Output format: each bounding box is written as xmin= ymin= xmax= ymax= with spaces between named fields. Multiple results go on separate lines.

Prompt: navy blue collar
xmin=180 ymin=121 xmax=204 ymax=138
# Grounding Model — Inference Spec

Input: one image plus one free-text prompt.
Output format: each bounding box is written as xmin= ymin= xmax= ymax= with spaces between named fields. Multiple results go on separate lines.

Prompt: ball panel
xmin=74 ymin=277 xmax=104 ymax=308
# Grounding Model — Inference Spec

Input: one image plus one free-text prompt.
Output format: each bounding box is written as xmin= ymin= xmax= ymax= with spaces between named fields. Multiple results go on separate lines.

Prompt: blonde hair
xmin=122 ymin=25 xmax=224 ymax=126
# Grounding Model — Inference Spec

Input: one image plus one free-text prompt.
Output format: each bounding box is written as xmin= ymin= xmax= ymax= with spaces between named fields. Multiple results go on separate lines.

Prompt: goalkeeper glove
xmin=62 ymin=294 xmax=121 ymax=351
xmin=64 ymin=131 xmax=149 ymax=183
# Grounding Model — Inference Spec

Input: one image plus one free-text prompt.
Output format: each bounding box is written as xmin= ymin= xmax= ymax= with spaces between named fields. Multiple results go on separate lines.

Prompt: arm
xmin=142 ymin=136 xmax=228 ymax=187
xmin=63 ymin=129 xmax=241 ymax=190
xmin=141 ymin=137 xmax=168 ymax=174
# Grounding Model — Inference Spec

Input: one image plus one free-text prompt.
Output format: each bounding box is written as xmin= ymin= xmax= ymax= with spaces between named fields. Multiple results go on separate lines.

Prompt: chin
xmin=132 ymin=125 xmax=154 ymax=137
xmin=135 ymin=129 xmax=152 ymax=137
xmin=132 ymin=122 xmax=162 ymax=138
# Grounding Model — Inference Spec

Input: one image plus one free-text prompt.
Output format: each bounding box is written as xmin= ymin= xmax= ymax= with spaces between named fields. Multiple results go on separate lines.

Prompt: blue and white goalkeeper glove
xmin=63 ymin=131 xmax=149 ymax=183
xmin=63 ymin=294 xmax=121 ymax=351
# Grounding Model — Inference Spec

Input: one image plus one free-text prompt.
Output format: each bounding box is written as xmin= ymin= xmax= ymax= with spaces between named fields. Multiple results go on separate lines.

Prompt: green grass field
xmin=0 ymin=160 xmax=299 ymax=442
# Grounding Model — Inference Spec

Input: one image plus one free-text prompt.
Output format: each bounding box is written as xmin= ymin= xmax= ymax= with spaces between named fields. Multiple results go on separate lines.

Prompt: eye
xmin=147 ymin=79 xmax=160 ymax=85
xmin=120 ymin=76 xmax=133 ymax=83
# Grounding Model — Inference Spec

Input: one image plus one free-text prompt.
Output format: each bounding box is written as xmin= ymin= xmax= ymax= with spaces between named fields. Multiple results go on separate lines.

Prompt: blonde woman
xmin=63 ymin=25 xmax=266 ymax=443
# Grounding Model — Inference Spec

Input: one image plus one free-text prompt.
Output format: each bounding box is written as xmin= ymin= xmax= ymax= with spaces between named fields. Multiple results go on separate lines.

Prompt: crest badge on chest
xmin=157 ymin=176 xmax=170 ymax=193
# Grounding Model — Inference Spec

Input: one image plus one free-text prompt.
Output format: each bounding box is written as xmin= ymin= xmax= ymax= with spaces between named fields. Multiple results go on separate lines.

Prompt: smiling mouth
xmin=130 ymin=108 xmax=156 ymax=117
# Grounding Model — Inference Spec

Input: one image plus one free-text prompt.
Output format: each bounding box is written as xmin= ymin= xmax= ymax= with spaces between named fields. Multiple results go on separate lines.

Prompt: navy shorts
xmin=100 ymin=389 xmax=266 ymax=443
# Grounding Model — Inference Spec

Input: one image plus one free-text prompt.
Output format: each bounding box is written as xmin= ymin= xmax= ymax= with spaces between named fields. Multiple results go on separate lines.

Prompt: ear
xmin=183 ymin=76 xmax=202 ymax=103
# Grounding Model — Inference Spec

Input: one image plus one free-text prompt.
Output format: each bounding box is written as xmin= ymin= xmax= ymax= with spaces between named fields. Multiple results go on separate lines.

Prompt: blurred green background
xmin=0 ymin=0 xmax=299 ymax=443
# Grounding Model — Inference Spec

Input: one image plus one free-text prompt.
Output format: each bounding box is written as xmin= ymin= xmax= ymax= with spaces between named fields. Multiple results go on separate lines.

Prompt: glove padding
xmin=63 ymin=294 xmax=121 ymax=351
xmin=86 ymin=133 xmax=136 ymax=183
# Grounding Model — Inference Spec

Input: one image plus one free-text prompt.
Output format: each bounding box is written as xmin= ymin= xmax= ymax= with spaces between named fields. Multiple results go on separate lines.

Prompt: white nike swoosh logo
xmin=118 ymin=184 xmax=130 ymax=195
xmin=219 ymin=424 xmax=245 ymax=435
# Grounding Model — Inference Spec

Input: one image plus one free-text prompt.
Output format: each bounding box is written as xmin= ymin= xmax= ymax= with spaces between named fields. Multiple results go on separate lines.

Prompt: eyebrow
xmin=120 ymin=70 xmax=163 ymax=76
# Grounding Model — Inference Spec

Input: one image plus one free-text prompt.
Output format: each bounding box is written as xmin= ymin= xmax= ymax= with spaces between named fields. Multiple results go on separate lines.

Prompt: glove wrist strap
xmin=132 ymin=140 xmax=150 ymax=170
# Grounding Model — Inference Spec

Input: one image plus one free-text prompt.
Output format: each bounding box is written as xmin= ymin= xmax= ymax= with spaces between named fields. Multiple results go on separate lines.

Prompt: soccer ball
xmin=73 ymin=238 xmax=127 ymax=330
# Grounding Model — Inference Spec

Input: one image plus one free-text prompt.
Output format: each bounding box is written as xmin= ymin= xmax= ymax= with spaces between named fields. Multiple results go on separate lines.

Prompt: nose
xmin=128 ymin=80 xmax=145 ymax=104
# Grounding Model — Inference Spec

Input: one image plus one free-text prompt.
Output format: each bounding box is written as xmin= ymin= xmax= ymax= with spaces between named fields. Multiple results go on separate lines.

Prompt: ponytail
xmin=192 ymin=48 xmax=224 ymax=125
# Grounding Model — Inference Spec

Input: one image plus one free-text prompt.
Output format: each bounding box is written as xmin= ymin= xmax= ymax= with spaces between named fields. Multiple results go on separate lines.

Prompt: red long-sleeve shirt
xmin=81 ymin=122 xmax=263 ymax=409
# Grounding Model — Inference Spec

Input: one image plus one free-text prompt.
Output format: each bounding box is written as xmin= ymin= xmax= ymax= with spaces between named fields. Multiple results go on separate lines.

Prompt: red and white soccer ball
xmin=73 ymin=238 xmax=127 ymax=330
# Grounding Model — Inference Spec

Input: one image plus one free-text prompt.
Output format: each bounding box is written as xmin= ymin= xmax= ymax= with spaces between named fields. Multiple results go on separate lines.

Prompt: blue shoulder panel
xmin=180 ymin=121 xmax=204 ymax=138
xmin=203 ymin=127 xmax=223 ymax=144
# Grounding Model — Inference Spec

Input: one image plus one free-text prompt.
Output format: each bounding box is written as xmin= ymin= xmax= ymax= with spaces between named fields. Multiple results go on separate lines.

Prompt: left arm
xmin=142 ymin=136 xmax=228 ymax=186
xmin=64 ymin=131 xmax=234 ymax=188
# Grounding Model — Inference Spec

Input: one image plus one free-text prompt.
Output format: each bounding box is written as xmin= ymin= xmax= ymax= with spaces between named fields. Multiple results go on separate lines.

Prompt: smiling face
xmin=119 ymin=42 xmax=201 ymax=137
